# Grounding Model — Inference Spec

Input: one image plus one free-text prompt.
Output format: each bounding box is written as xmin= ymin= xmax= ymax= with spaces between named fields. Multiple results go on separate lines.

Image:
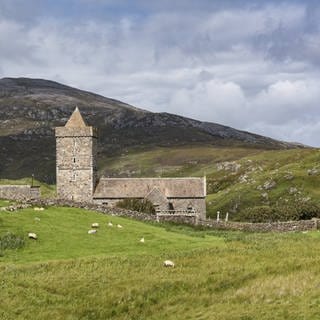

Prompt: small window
xmin=168 ymin=202 xmax=174 ymax=210
xmin=73 ymin=158 xmax=76 ymax=163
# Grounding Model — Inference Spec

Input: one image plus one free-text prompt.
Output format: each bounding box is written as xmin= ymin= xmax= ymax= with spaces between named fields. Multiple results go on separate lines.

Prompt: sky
xmin=1 ymin=0 xmax=320 ymax=146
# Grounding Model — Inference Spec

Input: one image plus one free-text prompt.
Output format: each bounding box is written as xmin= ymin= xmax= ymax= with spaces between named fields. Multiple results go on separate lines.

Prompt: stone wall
xmin=26 ymin=198 xmax=320 ymax=232
xmin=198 ymin=218 xmax=319 ymax=232
xmin=0 ymin=185 xmax=40 ymax=200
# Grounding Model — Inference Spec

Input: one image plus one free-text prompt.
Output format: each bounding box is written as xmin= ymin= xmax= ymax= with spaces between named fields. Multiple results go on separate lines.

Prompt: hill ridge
xmin=0 ymin=77 xmax=300 ymax=182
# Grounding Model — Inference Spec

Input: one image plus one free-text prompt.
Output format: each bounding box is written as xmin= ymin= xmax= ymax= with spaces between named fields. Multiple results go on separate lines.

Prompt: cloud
xmin=0 ymin=1 xmax=320 ymax=145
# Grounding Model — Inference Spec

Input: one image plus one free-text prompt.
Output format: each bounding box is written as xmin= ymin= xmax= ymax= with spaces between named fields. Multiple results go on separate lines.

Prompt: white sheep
xmin=117 ymin=224 xmax=123 ymax=229
xmin=28 ymin=232 xmax=38 ymax=240
xmin=108 ymin=222 xmax=113 ymax=227
xmin=91 ymin=223 xmax=99 ymax=228
xmin=34 ymin=207 xmax=45 ymax=211
xmin=140 ymin=237 xmax=145 ymax=243
xmin=34 ymin=217 xmax=41 ymax=221
xmin=163 ymin=260 xmax=175 ymax=268
xmin=88 ymin=229 xmax=97 ymax=234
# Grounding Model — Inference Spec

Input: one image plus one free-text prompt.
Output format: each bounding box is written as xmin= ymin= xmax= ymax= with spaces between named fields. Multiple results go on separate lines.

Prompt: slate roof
xmin=93 ymin=177 xmax=206 ymax=198
xmin=65 ymin=107 xmax=87 ymax=127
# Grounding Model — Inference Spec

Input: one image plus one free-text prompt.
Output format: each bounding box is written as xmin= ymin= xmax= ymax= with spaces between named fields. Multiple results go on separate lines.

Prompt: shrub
xmin=238 ymin=202 xmax=320 ymax=223
xmin=295 ymin=202 xmax=320 ymax=220
xmin=237 ymin=206 xmax=277 ymax=223
xmin=116 ymin=198 xmax=155 ymax=214
xmin=0 ymin=232 xmax=25 ymax=256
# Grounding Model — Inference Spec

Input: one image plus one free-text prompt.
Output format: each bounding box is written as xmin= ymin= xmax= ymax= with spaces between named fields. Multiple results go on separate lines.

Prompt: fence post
xmin=312 ymin=218 xmax=319 ymax=230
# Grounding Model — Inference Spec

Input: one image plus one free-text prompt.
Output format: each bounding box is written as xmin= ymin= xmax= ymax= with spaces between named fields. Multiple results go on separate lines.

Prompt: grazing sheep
xmin=28 ymin=232 xmax=37 ymax=240
xmin=117 ymin=224 xmax=123 ymax=229
xmin=34 ymin=217 xmax=41 ymax=221
xmin=91 ymin=223 xmax=99 ymax=228
xmin=140 ymin=237 xmax=145 ymax=243
xmin=163 ymin=260 xmax=175 ymax=268
xmin=108 ymin=222 xmax=113 ymax=227
xmin=34 ymin=207 xmax=45 ymax=211
xmin=88 ymin=229 xmax=97 ymax=234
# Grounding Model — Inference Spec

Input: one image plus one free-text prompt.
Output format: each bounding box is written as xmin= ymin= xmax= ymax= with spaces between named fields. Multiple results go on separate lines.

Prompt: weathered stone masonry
xmin=55 ymin=108 xmax=98 ymax=202
xmin=55 ymin=108 xmax=206 ymax=220
xmin=0 ymin=185 xmax=40 ymax=200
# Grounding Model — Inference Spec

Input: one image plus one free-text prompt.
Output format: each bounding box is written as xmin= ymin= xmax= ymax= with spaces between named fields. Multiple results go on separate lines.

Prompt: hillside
xmin=1 ymin=205 xmax=320 ymax=319
xmin=96 ymin=147 xmax=320 ymax=220
xmin=0 ymin=77 xmax=297 ymax=182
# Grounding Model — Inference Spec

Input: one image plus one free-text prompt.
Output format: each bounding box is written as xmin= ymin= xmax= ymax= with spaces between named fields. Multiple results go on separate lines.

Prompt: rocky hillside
xmin=0 ymin=77 xmax=298 ymax=182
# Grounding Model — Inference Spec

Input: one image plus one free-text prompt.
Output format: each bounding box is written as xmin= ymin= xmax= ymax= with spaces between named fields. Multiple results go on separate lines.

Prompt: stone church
xmin=55 ymin=108 xmax=206 ymax=220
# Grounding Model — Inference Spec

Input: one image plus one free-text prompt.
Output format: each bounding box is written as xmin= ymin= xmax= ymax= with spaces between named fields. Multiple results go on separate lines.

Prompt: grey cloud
xmin=0 ymin=2 xmax=320 ymax=146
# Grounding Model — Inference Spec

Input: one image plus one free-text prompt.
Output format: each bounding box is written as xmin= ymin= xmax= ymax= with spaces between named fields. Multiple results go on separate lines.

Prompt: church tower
xmin=55 ymin=107 xmax=97 ymax=202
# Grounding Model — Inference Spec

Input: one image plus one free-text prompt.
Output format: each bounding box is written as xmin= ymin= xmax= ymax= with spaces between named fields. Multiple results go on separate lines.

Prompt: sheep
xmin=34 ymin=217 xmax=41 ymax=221
xmin=34 ymin=207 xmax=45 ymax=211
xmin=88 ymin=229 xmax=97 ymax=234
xmin=140 ymin=237 xmax=145 ymax=243
xmin=28 ymin=232 xmax=38 ymax=240
xmin=117 ymin=224 xmax=123 ymax=229
xmin=163 ymin=260 xmax=175 ymax=268
xmin=91 ymin=223 xmax=99 ymax=228
xmin=108 ymin=222 xmax=113 ymax=227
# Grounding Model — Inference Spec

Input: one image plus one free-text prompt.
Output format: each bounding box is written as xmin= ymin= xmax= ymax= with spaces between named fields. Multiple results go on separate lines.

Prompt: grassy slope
xmin=206 ymin=148 xmax=320 ymax=219
xmin=99 ymin=145 xmax=264 ymax=178
xmin=1 ymin=206 xmax=320 ymax=319
xmin=100 ymin=146 xmax=320 ymax=219
xmin=0 ymin=206 xmax=221 ymax=263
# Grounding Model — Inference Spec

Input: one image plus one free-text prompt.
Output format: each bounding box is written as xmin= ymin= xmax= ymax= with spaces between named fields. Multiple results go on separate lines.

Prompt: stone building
xmin=55 ymin=108 xmax=206 ymax=220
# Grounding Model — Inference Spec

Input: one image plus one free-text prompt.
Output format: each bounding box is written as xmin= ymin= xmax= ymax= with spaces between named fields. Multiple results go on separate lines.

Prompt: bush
xmin=116 ymin=198 xmax=156 ymax=214
xmin=295 ymin=202 xmax=320 ymax=220
xmin=237 ymin=206 xmax=277 ymax=223
xmin=238 ymin=202 xmax=320 ymax=222
xmin=0 ymin=232 xmax=25 ymax=256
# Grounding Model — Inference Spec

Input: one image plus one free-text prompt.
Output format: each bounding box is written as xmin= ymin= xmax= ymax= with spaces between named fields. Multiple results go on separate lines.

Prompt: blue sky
xmin=1 ymin=0 xmax=320 ymax=145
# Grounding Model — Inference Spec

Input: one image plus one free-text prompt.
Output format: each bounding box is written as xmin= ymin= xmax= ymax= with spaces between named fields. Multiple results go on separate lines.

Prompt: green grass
xmin=1 ymin=206 xmax=320 ymax=319
xmin=0 ymin=206 xmax=223 ymax=263
xmin=205 ymin=148 xmax=320 ymax=219
xmin=0 ymin=199 xmax=13 ymax=207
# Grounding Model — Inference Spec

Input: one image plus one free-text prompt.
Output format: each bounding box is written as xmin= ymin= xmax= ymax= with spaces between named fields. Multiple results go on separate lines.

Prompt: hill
xmin=0 ymin=77 xmax=298 ymax=182
xmin=1 ymin=205 xmax=320 ymax=319
xmin=89 ymin=146 xmax=320 ymax=221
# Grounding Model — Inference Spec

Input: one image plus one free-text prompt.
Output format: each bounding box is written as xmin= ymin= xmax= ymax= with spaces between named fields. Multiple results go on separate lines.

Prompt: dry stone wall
xmin=0 ymin=185 xmax=40 ymax=200
xmin=199 ymin=219 xmax=319 ymax=232
xmin=26 ymin=198 xmax=320 ymax=232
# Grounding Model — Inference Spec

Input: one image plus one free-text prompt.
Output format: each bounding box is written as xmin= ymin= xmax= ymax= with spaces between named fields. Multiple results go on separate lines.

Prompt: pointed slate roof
xmin=65 ymin=107 xmax=87 ymax=127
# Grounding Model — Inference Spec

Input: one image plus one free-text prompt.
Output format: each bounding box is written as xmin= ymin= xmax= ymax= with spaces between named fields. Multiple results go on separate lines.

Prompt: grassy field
xmin=1 ymin=205 xmax=320 ymax=319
